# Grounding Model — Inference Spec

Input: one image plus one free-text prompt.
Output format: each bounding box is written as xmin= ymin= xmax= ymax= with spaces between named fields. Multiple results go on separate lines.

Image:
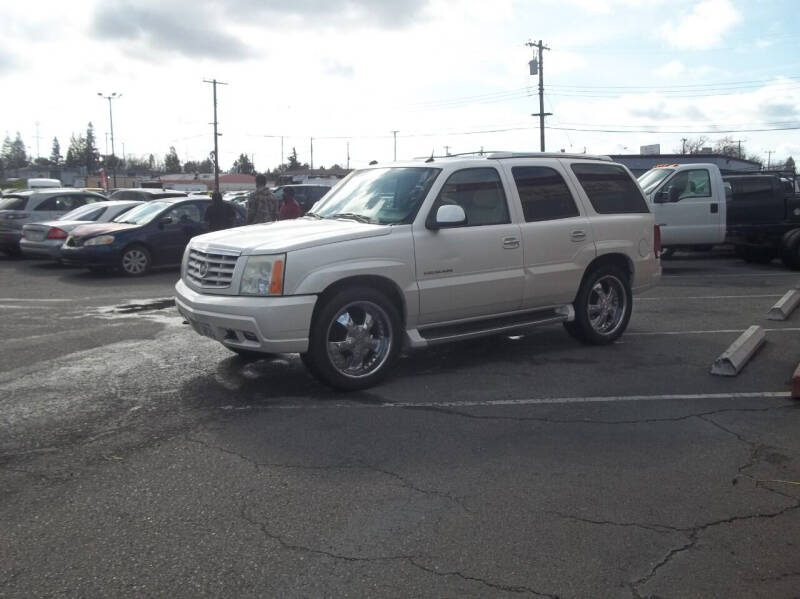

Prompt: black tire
xmin=780 ymin=230 xmax=800 ymax=270
xmin=304 ymin=286 xmax=401 ymax=391
xmin=563 ymin=265 xmax=632 ymax=345
xmin=737 ymin=245 xmax=777 ymax=265
xmin=119 ymin=245 xmax=151 ymax=277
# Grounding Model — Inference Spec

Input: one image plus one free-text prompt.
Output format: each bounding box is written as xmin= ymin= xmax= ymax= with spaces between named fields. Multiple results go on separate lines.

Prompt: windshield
xmin=59 ymin=203 xmax=105 ymax=221
xmin=310 ymin=167 xmax=440 ymax=224
xmin=113 ymin=201 xmax=170 ymax=224
xmin=637 ymin=168 xmax=673 ymax=194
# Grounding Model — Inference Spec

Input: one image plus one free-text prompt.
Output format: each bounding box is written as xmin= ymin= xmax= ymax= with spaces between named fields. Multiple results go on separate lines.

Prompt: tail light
xmin=46 ymin=227 xmax=68 ymax=240
xmin=654 ymin=225 xmax=662 ymax=257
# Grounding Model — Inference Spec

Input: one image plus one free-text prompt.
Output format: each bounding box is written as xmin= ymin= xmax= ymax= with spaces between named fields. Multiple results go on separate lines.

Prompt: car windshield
xmin=113 ymin=201 xmax=170 ymax=224
xmin=59 ymin=203 xmax=104 ymax=221
xmin=309 ymin=167 xmax=441 ymax=224
xmin=637 ymin=168 xmax=673 ymax=194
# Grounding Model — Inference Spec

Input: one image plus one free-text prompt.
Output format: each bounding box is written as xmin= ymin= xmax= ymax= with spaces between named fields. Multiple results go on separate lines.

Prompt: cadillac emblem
xmin=198 ymin=261 xmax=209 ymax=279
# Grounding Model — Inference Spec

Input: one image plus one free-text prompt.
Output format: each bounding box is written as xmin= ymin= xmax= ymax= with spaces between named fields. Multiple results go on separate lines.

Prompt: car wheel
xmin=120 ymin=245 xmax=151 ymax=277
xmin=564 ymin=265 xmax=632 ymax=345
xmin=780 ymin=230 xmax=800 ymax=270
xmin=305 ymin=287 xmax=400 ymax=391
xmin=737 ymin=245 xmax=776 ymax=264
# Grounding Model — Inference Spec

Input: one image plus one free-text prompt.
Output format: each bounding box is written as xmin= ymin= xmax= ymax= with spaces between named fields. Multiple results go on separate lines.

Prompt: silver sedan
xmin=20 ymin=200 xmax=143 ymax=261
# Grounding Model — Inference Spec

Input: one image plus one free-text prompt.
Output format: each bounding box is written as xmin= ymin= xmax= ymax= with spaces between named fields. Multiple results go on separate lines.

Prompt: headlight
xmin=84 ymin=235 xmax=115 ymax=246
xmin=239 ymin=254 xmax=285 ymax=296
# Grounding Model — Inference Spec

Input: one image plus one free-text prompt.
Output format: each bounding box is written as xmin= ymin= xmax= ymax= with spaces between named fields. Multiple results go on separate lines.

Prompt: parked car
xmin=60 ymin=197 xmax=246 ymax=276
xmin=108 ymin=188 xmax=187 ymax=202
xmin=272 ymin=184 xmax=332 ymax=214
xmin=176 ymin=152 xmax=660 ymax=390
xmin=20 ymin=200 xmax=143 ymax=261
xmin=0 ymin=189 xmax=106 ymax=256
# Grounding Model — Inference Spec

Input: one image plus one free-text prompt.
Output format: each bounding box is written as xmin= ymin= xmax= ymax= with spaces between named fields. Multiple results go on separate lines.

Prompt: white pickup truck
xmin=637 ymin=163 xmax=727 ymax=256
xmin=176 ymin=153 xmax=660 ymax=390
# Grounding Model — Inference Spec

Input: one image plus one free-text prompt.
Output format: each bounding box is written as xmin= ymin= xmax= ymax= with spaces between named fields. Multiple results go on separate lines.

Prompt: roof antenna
xmin=425 ymin=150 xmax=435 ymax=163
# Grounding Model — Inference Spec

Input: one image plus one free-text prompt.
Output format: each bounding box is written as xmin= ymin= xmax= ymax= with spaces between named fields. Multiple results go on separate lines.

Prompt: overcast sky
xmin=1 ymin=0 xmax=798 ymax=172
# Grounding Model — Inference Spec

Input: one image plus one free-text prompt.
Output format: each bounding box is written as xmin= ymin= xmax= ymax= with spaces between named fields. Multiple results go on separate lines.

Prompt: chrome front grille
xmin=186 ymin=248 xmax=239 ymax=288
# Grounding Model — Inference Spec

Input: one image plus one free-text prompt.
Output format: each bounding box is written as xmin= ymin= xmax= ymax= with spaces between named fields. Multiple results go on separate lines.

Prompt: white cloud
xmin=659 ymin=0 xmax=741 ymax=50
xmin=654 ymin=60 xmax=684 ymax=78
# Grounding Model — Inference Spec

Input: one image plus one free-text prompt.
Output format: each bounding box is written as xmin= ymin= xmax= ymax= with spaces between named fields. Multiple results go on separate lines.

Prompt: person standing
xmin=247 ymin=174 xmax=278 ymax=224
xmin=279 ymin=186 xmax=302 ymax=220
xmin=204 ymin=191 xmax=237 ymax=231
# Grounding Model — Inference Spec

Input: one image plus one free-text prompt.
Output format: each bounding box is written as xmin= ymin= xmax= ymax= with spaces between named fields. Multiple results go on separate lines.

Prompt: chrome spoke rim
xmin=587 ymin=275 xmax=626 ymax=335
xmin=123 ymin=250 xmax=146 ymax=274
xmin=326 ymin=301 xmax=392 ymax=379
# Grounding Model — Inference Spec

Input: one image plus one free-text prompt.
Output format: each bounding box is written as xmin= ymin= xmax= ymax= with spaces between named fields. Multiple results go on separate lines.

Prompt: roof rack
xmin=486 ymin=151 xmax=612 ymax=161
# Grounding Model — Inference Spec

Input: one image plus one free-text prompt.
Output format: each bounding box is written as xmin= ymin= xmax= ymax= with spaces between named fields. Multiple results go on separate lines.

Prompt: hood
xmin=191 ymin=217 xmax=392 ymax=255
xmin=70 ymin=221 xmax=139 ymax=240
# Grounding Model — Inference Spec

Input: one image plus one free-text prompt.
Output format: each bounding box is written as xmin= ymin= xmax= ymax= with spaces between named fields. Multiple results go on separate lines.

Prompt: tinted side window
xmin=570 ymin=163 xmax=649 ymax=214
xmin=0 ymin=196 xmax=28 ymax=210
xmin=433 ymin=168 xmax=509 ymax=226
xmin=512 ymin=166 xmax=579 ymax=222
xmin=34 ymin=195 xmax=66 ymax=211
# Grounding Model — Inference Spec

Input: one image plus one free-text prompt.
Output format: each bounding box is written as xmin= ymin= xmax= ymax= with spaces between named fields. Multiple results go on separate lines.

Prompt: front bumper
xmin=19 ymin=239 xmax=63 ymax=260
xmin=174 ymin=279 xmax=317 ymax=354
xmin=59 ymin=243 xmax=120 ymax=267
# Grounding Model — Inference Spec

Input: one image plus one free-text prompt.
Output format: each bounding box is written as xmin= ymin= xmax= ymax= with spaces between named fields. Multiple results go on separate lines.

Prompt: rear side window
xmin=570 ymin=163 xmax=649 ymax=214
xmin=35 ymin=195 xmax=84 ymax=211
xmin=512 ymin=166 xmax=579 ymax=222
xmin=730 ymin=178 xmax=774 ymax=198
xmin=0 ymin=196 xmax=28 ymax=210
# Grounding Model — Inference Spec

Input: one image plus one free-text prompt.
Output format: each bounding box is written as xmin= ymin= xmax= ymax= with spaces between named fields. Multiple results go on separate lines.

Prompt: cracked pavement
xmin=2 ymin=252 xmax=800 ymax=598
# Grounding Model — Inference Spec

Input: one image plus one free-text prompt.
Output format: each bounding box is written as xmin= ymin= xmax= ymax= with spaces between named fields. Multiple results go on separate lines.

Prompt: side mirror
xmin=429 ymin=204 xmax=467 ymax=229
xmin=669 ymin=186 xmax=681 ymax=203
xmin=158 ymin=216 xmax=173 ymax=227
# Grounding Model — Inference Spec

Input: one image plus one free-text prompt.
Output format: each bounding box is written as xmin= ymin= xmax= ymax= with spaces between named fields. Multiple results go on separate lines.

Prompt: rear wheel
xmin=737 ymin=245 xmax=777 ymax=264
xmin=564 ymin=265 xmax=632 ymax=345
xmin=304 ymin=286 xmax=400 ymax=391
xmin=120 ymin=245 xmax=151 ymax=276
xmin=780 ymin=230 xmax=800 ymax=270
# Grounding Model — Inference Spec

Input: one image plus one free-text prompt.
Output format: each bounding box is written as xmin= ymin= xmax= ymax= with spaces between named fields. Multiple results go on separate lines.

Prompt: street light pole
xmin=97 ymin=92 xmax=121 ymax=187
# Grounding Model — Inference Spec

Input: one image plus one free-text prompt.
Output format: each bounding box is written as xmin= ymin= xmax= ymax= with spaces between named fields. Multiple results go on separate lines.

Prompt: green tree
xmin=1 ymin=134 xmax=13 ymax=168
xmin=84 ymin=122 xmax=100 ymax=172
xmin=198 ymin=158 xmax=213 ymax=173
xmin=183 ymin=160 xmax=199 ymax=174
xmin=785 ymin=156 xmax=795 ymax=173
xmin=231 ymin=153 xmax=255 ymax=175
xmin=50 ymin=137 xmax=62 ymax=165
xmin=8 ymin=132 xmax=28 ymax=170
xmin=65 ymin=133 xmax=85 ymax=167
xmin=287 ymin=147 xmax=301 ymax=170
xmin=164 ymin=146 xmax=181 ymax=173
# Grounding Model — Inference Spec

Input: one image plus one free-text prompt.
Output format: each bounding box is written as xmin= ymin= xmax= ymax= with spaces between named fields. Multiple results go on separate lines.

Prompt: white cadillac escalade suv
xmin=175 ymin=153 xmax=660 ymax=390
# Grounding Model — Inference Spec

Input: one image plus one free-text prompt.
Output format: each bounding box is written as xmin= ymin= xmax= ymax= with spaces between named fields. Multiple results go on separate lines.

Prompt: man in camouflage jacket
xmin=247 ymin=174 xmax=278 ymax=224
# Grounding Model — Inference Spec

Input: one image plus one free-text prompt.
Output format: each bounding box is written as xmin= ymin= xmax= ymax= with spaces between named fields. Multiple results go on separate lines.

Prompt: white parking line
xmin=638 ymin=294 xmax=783 ymax=301
xmin=220 ymin=391 xmax=792 ymax=411
xmin=628 ymin=328 xmax=800 ymax=336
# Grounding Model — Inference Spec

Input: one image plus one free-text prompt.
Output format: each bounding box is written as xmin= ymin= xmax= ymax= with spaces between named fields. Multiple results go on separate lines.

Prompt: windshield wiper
xmin=329 ymin=213 xmax=375 ymax=224
xmin=304 ymin=212 xmax=323 ymax=219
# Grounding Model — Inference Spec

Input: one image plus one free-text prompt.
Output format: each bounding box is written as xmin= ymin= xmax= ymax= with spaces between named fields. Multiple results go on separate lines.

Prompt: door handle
xmin=570 ymin=230 xmax=587 ymax=241
xmin=710 ymin=203 xmax=718 ymax=213
xmin=503 ymin=236 xmax=520 ymax=249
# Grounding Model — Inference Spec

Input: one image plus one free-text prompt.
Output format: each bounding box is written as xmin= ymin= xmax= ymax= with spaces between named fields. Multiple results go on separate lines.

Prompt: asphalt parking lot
xmin=1 ymin=250 xmax=800 ymax=598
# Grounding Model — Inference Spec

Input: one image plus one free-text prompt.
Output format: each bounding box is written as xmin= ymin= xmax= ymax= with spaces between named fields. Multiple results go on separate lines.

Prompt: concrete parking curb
xmin=710 ymin=325 xmax=765 ymax=377
xmin=793 ymin=364 xmax=800 ymax=400
xmin=767 ymin=289 xmax=800 ymax=321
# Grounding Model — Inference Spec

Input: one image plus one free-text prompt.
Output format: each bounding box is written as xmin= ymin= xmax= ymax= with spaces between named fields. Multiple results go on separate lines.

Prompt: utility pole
xmin=391 ymin=130 xmax=399 ymax=161
xmin=734 ymin=139 xmax=743 ymax=159
xmin=681 ymin=138 xmax=687 ymax=154
xmin=310 ymin=137 xmax=314 ymax=170
xmin=766 ymin=150 xmax=774 ymax=170
xmin=444 ymin=145 xmax=451 ymax=156
xmin=97 ymin=92 xmax=121 ymax=187
xmin=281 ymin=136 xmax=284 ymax=168
xmin=34 ymin=121 xmax=42 ymax=159
xmin=203 ymin=78 xmax=228 ymax=193
xmin=105 ymin=132 xmax=109 ymax=155
xmin=346 ymin=141 xmax=350 ymax=170
xmin=526 ymin=39 xmax=551 ymax=152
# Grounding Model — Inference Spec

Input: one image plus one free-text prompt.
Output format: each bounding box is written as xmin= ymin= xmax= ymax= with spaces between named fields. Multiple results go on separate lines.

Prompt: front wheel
xmin=564 ymin=265 xmax=632 ymax=345
xmin=120 ymin=245 xmax=151 ymax=276
xmin=305 ymin=287 xmax=401 ymax=391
